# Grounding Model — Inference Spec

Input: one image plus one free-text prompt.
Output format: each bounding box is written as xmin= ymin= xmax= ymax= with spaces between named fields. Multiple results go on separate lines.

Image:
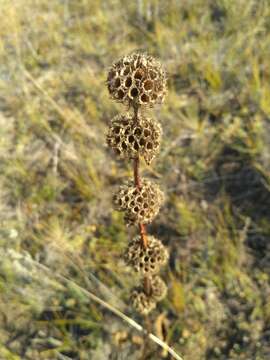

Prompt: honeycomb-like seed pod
xmin=130 ymin=289 xmax=156 ymax=315
xmin=150 ymin=275 xmax=167 ymax=302
xmin=113 ymin=178 xmax=164 ymax=225
xmin=107 ymin=53 xmax=167 ymax=106
xmin=130 ymin=276 xmax=167 ymax=315
xmin=106 ymin=113 xmax=162 ymax=164
xmin=124 ymin=235 xmax=169 ymax=275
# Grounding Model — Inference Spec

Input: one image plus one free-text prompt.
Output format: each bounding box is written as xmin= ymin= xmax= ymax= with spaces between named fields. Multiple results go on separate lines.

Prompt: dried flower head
xmin=130 ymin=289 xmax=156 ymax=315
xmin=150 ymin=275 xmax=167 ymax=302
xmin=113 ymin=178 xmax=164 ymax=225
xmin=124 ymin=235 xmax=169 ymax=275
xmin=106 ymin=113 xmax=162 ymax=164
xmin=130 ymin=276 xmax=167 ymax=315
xmin=107 ymin=53 xmax=167 ymax=106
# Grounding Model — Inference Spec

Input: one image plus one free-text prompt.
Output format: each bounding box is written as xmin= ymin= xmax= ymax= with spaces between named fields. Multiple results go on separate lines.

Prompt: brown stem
xmin=143 ymin=276 xmax=151 ymax=296
xmin=133 ymin=105 xmax=148 ymax=249
xmin=134 ymin=157 xmax=148 ymax=249
xmin=139 ymin=223 xmax=148 ymax=249
xmin=133 ymin=156 xmax=141 ymax=188
xmin=132 ymin=104 xmax=151 ymax=301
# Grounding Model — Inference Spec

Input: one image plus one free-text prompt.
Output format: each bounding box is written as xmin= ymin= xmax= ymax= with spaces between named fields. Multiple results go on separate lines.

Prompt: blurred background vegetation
xmin=0 ymin=0 xmax=270 ymax=359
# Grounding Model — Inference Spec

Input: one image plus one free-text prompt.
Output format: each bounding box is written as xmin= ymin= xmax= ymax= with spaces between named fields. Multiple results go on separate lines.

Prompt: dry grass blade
xmin=29 ymin=258 xmax=183 ymax=360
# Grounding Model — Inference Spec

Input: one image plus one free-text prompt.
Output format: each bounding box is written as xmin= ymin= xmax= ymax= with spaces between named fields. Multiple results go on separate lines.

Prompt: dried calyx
xmin=107 ymin=53 xmax=167 ymax=106
xmin=113 ymin=178 xmax=164 ymax=225
xmin=131 ymin=276 xmax=167 ymax=315
xmin=106 ymin=113 xmax=162 ymax=164
xmin=124 ymin=235 xmax=168 ymax=275
xmin=130 ymin=290 xmax=156 ymax=315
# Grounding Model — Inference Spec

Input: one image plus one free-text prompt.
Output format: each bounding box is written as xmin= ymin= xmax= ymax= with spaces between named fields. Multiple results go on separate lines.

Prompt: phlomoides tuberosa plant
xmin=106 ymin=53 xmax=168 ymax=322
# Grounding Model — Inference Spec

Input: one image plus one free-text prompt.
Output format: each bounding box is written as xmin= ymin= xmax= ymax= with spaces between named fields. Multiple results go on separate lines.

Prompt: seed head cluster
xmin=124 ymin=235 xmax=168 ymax=275
xmin=130 ymin=289 xmax=156 ymax=315
xmin=106 ymin=113 xmax=162 ymax=164
xmin=113 ymin=179 xmax=164 ymax=225
xmin=106 ymin=53 xmax=168 ymax=316
xmin=107 ymin=53 xmax=167 ymax=106
xmin=131 ymin=276 xmax=167 ymax=315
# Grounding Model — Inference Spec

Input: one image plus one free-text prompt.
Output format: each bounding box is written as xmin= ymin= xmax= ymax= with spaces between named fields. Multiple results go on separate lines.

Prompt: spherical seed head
xmin=130 ymin=276 xmax=167 ymax=315
xmin=107 ymin=53 xmax=167 ymax=106
xmin=124 ymin=235 xmax=169 ymax=275
xmin=113 ymin=178 xmax=164 ymax=225
xmin=150 ymin=275 xmax=167 ymax=302
xmin=106 ymin=113 xmax=162 ymax=164
xmin=130 ymin=289 xmax=156 ymax=315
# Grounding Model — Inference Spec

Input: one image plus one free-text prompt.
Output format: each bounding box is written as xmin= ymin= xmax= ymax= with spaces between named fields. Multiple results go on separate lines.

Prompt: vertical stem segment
xmin=133 ymin=157 xmax=148 ymax=249
xmin=143 ymin=276 xmax=151 ymax=296
xmin=133 ymin=157 xmax=141 ymax=188
xmin=133 ymin=160 xmax=150 ymax=294
xmin=132 ymin=104 xmax=151 ymax=298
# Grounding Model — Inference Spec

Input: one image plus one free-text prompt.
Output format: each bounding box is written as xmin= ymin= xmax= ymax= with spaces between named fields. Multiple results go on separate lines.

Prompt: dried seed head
xmin=124 ymin=235 xmax=169 ymax=275
xmin=106 ymin=113 xmax=162 ymax=164
xmin=107 ymin=53 xmax=167 ymax=106
xmin=130 ymin=276 xmax=167 ymax=315
xmin=113 ymin=178 xmax=164 ymax=225
xmin=130 ymin=289 xmax=156 ymax=315
xmin=150 ymin=275 xmax=167 ymax=302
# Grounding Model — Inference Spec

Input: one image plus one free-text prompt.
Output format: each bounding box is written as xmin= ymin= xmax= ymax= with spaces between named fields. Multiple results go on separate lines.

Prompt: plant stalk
xmin=132 ymin=104 xmax=151 ymax=299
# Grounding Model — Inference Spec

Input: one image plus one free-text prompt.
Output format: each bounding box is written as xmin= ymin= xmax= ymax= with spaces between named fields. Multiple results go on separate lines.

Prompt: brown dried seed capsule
xmin=130 ymin=289 xmax=156 ymax=315
xmin=150 ymin=275 xmax=167 ymax=302
xmin=124 ymin=235 xmax=169 ymax=275
xmin=113 ymin=178 xmax=164 ymax=226
xmin=106 ymin=53 xmax=167 ymax=106
xmin=106 ymin=113 xmax=162 ymax=164
xmin=130 ymin=276 xmax=167 ymax=315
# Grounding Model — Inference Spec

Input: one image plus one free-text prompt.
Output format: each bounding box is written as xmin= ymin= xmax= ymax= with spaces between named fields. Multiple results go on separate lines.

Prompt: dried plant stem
xmin=139 ymin=222 xmax=147 ymax=248
xmin=133 ymin=105 xmax=148 ymax=250
xmin=133 ymin=156 xmax=151 ymax=297
xmin=143 ymin=276 xmax=151 ymax=296
xmin=107 ymin=53 xmax=169 ymax=357
xmin=132 ymin=104 xmax=152 ymax=360
xmin=133 ymin=157 xmax=148 ymax=248
xmin=133 ymin=155 xmax=151 ymax=297
xmin=133 ymin=156 xmax=142 ymax=188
